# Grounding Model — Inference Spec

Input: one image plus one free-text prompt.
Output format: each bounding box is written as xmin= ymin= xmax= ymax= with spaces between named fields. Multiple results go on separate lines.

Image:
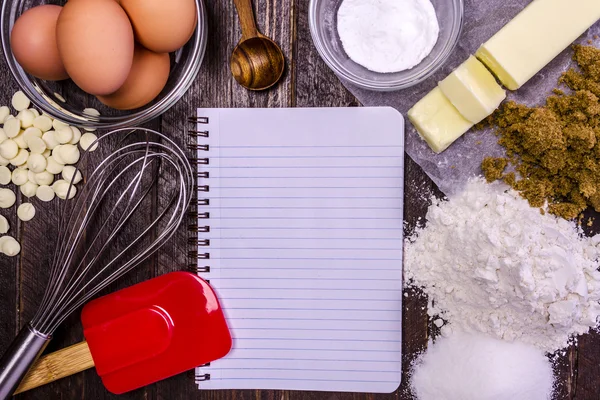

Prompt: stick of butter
xmin=408 ymin=87 xmax=474 ymax=154
xmin=476 ymin=0 xmax=600 ymax=90
xmin=438 ymin=56 xmax=506 ymax=124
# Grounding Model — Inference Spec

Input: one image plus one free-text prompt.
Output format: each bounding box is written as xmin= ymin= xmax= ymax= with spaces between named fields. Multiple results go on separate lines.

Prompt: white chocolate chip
xmin=11 ymin=168 xmax=28 ymax=185
xmin=51 ymin=145 xmax=66 ymax=164
xmin=0 ymin=236 xmax=20 ymax=256
xmin=13 ymin=133 xmax=27 ymax=149
xmin=69 ymin=126 xmax=81 ymax=145
xmin=12 ymin=91 xmax=30 ymax=111
xmin=58 ymin=144 xmax=79 ymax=164
xmin=34 ymin=171 xmax=53 ymax=186
xmin=28 ymin=108 xmax=40 ymax=118
xmin=17 ymin=109 xmax=34 ymax=128
xmin=82 ymin=108 xmax=100 ymax=132
xmin=33 ymin=115 xmax=53 ymax=132
xmin=42 ymin=131 xmax=59 ymax=150
xmin=0 ymin=155 xmax=8 ymax=167
xmin=79 ymin=133 xmax=98 ymax=152
xmin=23 ymin=127 xmax=42 ymax=141
xmin=0 ymin=107 xmax=10 ymax=124
xmin=0 ymin=188 xmax=16 ymax=208
xmin=9 ymin=149 xmax=29 ymax=167
xmin=0 ymin=128 xmax=7 ymax=144
xmin=52 ymin=179 xmax=76 ymax=199
xmin=0 ymin=139 xmax=19 ymax=159
xmin=45 ymin=156 xmax=64 ymax=174
xmin=27 ymin=136 xmax=46 ymax=154
xmin=4 ymin=118 xmax=20 ymax=138
xmin=36 ymin=185 xmax=55 ymax=202
xmin=27 ymin=153 xmax=47 ymax=173
xmin=0 ymin=215 xmax=8 ymax=234
xmin=52 ymin=119 xmax=69 ymax=131
xmin=62 ymin=166 xmax=82 ymax=184
xmin=27 ymin=170 xmax=36 ymax=184
xmin=20 ymin=181 xmax=38 ymax=198
xmin=0 ymin=166 xmax=10 ymax=185
xmin=42 ymin=149 xmax=50 ymax=158
xmin=17 ymin=203 xmax=35 ymax=221
xmin=54 ymin=126 xmax=73 ymax=144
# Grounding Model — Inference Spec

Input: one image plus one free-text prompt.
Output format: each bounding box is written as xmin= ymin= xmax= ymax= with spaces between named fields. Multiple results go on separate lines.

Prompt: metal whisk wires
xmin=32 ymin=128 xmax=194 ymax=333
xmin=0 ymin=128 xmax=193 ymax=399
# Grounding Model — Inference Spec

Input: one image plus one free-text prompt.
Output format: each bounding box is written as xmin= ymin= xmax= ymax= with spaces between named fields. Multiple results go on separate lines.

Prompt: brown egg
xmin=10 ymin=5 xmax=68 ymax=81
xmin=120 ymin=0 xmax=197 ymax=53
xmin=96 ymin=45 xmax=170 ymax=110
xmin=56 ymin=0 xmax=134 ymax=95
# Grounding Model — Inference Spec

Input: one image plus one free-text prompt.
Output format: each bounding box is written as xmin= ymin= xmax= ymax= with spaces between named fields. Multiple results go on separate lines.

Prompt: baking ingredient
xmin=97 ymin=45 xmax=170 ymax=110
xmin=405 ymin=179 xmax=600 ymax=352
xmin=82 ymin=108 xmax=99 ymax=132
xmin=439 ymin=56 xmax=506 ymax=124
xmin=10 ymin=5 xmax=68 ymax=81
xmin=0 ymin=108 xmax=10 ymax=123
xmin=4 ymin=118 xmax=20 ymax=138
xmin=62 ymin=166 xmax=82 ymax=185
xmin=33 ymin=115 xmax=52 ymax=132
xmin=481 ymin=45 xmax=600 ymax=220
xmin=0 ymin=189 xmax=16 ymax=208
xmin=0 ymin=216 xmax=8 ymax=234
xmin=10 ymin=149 xmax=29 ymax=167
xmin=120 ymin=0 xmax=198 ymax=53
xmin=56 ymin=0 xmax=134 ymax=95
xmin=337 ymin=0 xmax=439 ymax=73
xmin=0 ymin=167 xmax=10 ymax=185
xmin=53 ymin=180 xmax=76 ymax=200
xmin=11 ymin=91 xmax=30 ymax=112
xmin=36 ymin=185 xmax=55 ymax=202
xmin=475 ymin=0 xmax=600 ymax=90
xmin=408 ymin=87 xmax=474 ymax=153
xmin=0 ymin=236 xmax=20 ymax=256
xmin=11 ymin=168 xmax=28 ymax=186
xmin=27 ymin=153 xmax=46 ymax=173
xmin=58 ymin=144 xmax=80 ymax=164
xmin=20 ymin=182 xmax=38 ymax=198
xmin=411 ymin=333 xmax=554 ymax=400
xmin=0 ymin=140 xmax=18 ymax=159
xmin=80 ymin=133 xmax=98 ymax=152
xmin=17 ymin=203 xmax=35 ymax=222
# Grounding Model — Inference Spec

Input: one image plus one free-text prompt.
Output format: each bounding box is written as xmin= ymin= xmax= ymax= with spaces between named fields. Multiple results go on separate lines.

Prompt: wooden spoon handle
xmin=14 ymin=341 xmax=95 ymax=394
xmin=233 ymin=0 xmax=259 ymax=40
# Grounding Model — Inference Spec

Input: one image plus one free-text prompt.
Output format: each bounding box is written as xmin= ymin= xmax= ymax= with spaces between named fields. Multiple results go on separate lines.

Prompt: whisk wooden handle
xmin=14 ymin=341 xmax=94 ymax=394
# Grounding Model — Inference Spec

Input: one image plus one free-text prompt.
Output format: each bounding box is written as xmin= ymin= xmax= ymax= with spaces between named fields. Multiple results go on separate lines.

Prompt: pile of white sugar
xmin=405 ymin=179 xmax=600 ymax=353
xmin=337 ymin=0 xmax=439 ymax=73
xmin=411 ymin=333 xmax=555 ymax=400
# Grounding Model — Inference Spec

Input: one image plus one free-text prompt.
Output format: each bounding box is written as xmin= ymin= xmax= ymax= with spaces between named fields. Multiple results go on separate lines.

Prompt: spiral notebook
xmin=191 ymin=107 xmax=405 ymax=393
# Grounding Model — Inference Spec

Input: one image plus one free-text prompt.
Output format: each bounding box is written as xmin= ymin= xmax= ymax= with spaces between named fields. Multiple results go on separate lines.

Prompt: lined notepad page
xmin=195 ymin=107 xmax=405 ymax=393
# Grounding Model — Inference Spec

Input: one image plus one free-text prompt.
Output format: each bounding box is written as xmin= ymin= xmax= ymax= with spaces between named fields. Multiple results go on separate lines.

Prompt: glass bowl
xmin=309 ymin=0 xmax=463 ymax=91
xmin=1 ymin=0 xmax=207 ymax=129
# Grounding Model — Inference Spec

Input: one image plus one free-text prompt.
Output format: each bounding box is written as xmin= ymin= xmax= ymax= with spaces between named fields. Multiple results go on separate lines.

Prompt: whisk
xmin=0 ymin=128 xmax=194 ymax=398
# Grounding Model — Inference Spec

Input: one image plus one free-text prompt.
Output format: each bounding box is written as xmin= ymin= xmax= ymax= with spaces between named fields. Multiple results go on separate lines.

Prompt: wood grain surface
xmin=0 ymin=0 xmax=598 ymax=399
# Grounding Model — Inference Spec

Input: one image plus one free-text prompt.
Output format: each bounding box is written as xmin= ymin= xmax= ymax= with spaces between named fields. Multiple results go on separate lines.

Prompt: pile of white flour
xmin=405 ymin=179 xmax=600 ymax=352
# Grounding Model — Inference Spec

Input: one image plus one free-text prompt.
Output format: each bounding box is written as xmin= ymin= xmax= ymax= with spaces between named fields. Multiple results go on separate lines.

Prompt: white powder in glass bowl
xmin=337 ymin=0 xmax=440 ymax=73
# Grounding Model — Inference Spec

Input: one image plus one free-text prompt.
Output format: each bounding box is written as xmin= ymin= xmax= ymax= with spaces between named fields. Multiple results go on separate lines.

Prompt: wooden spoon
xmin=231 ymin=0 xmax=285 ymax=91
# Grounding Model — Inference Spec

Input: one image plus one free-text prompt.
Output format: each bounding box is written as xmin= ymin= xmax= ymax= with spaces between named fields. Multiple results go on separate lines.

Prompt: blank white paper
xmin=195 ymin=107 xmax=404 ymax=393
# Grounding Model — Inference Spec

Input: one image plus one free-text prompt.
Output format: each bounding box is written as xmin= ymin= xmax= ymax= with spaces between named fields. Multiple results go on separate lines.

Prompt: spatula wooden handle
xmin=14 ymin=341 xmax=95 ymax=394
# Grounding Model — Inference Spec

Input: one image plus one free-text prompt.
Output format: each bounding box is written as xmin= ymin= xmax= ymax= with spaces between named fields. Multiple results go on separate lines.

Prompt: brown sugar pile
xmin=482 ymin=45 xmax=600 ymax=220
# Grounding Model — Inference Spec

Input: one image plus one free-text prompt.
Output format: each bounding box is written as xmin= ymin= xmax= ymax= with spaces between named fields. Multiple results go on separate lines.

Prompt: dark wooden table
xmin=1 ymin=0 xmax=599 ymax=399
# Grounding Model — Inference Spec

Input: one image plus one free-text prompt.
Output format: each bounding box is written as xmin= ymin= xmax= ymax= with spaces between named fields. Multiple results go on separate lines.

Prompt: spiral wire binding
xmin=189 ymin=116 xmax=213 ymax=383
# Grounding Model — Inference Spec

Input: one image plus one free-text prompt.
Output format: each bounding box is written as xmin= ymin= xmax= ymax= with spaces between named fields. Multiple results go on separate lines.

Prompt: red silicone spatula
xmin=15 ymin=272 xmax=232 ymax=394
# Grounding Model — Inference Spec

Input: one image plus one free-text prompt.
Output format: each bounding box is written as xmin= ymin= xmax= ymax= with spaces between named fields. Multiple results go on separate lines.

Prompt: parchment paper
xmin=341 ymin=0 xmax=600 ymax=195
